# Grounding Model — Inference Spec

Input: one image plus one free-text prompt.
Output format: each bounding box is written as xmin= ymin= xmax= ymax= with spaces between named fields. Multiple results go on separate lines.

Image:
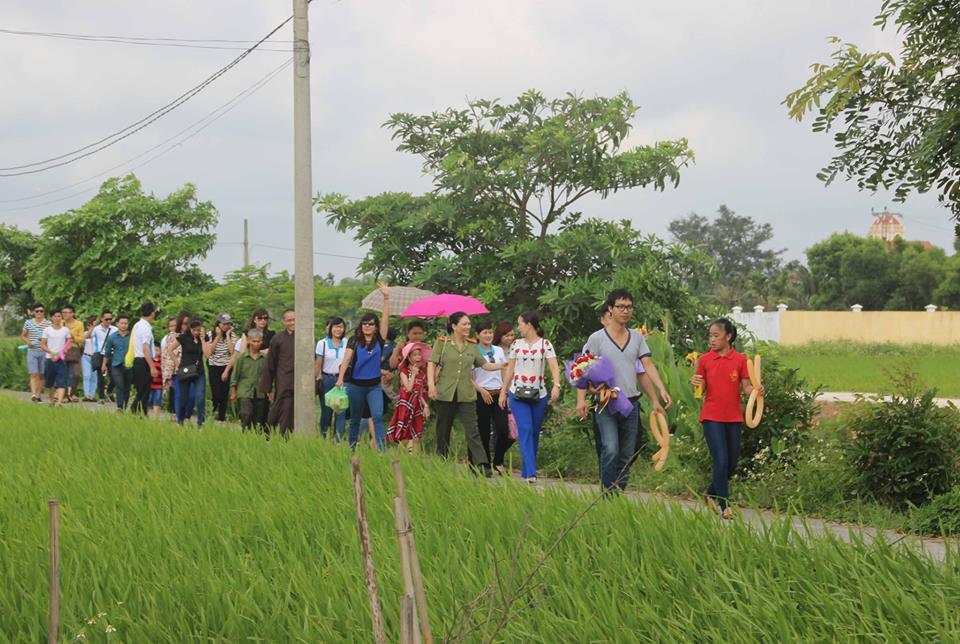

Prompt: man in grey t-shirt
xmin=577 ymin=289 xmax=664 ymax=492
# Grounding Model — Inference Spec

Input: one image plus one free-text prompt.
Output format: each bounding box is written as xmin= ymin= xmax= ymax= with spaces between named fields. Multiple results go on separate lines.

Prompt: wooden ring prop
xmin=648 ymin=412 xmax=670 ymax=470
xmin=744 ymin=354 xmax=764 ymax=428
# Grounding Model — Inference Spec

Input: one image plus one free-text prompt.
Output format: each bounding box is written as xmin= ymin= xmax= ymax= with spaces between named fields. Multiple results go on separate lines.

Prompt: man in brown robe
xmin=259 ymin=309 xmax=296 ymax=437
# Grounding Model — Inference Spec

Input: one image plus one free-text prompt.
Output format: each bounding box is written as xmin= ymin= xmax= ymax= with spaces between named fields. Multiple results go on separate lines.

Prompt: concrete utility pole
xmin=243 ymin=218 xmax=250 ymax=266
xmin=292 ymin=0 xmax=316 ymax=436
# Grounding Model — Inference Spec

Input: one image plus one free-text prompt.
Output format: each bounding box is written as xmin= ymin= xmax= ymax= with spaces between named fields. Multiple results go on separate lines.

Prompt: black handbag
xmin=178 ymin=362 xmax=200 ymax=382
xmin=90 ymin=327 xmax=111 ymax=371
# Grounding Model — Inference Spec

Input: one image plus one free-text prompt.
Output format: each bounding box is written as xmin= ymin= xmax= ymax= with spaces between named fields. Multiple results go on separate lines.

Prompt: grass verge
xmin=2 ymin=397 xmax=959 ymax=641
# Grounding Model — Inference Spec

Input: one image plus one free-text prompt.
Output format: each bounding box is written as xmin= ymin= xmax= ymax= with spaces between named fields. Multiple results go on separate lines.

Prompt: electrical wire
xmin=0 ymin=12 xmax=297 ymax=176
xmin=0 ymin=58 xmax=292 ymax=205
xmin=0 ymin=28 xmax=292 ymax=51
xmin=252 ymin=243 xmax=365 ymax=261
xmin=0 ymin=58 xmax=292 ymax=213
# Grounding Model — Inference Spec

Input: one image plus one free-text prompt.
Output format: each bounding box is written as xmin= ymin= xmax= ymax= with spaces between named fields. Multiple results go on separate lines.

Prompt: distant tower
xmin=868 ymin=208 xmax=905 ymax=242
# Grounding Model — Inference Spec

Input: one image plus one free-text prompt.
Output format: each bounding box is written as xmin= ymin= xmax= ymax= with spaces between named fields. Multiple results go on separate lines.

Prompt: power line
xmin=0 ymin=58 xmax=292 ymax=205
xmin=252 ymin=243 xmax=365 ymax=261
xmin=0 ymin=12 xmax=296 ymax=176
xmin=0 ymin=28 xmax=292 ymax=51
xmin=0 ymin=59 xmax=292 ymax=213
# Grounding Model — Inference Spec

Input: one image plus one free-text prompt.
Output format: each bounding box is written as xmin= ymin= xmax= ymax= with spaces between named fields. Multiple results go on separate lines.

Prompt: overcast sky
xmin=2 ymin=1 xmax=955 ymax=283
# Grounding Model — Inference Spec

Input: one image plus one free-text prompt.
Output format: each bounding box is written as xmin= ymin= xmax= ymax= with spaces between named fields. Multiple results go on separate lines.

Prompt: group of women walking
xmin=314 ymin=298 xmax=561 ymax=482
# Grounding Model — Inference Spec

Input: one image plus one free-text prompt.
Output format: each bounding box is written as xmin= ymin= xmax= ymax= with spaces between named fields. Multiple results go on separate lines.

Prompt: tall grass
xmin=0 ymin=337 xmax=29 ymax=391
xmin=1 ymin=397 xmax=959 ymax=642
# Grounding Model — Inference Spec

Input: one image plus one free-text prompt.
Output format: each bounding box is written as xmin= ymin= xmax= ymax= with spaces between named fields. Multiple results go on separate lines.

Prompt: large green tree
xmin=785 ymin=0 xmax=960 ymax=234
xmin=806 ymin=232 xmax=949 ymax=310
xmin=0 ymin=224 xmax=38 ymax=313
xmin=318 ymin=90 xmax=709 ymax=350
xmin=25 ymin=174 xmax=217 ymax=315
xmin=667 ymin=205 xmax=785 ymax=307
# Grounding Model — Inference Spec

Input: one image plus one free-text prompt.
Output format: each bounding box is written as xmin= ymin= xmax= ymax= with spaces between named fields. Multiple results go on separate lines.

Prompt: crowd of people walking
xmin=18 ymin=286 xmax=759 ymax=508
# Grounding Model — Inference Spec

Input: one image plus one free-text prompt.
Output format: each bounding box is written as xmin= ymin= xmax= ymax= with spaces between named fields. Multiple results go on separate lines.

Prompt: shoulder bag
xmin=90 ymin=327 xmax=111 ymax=371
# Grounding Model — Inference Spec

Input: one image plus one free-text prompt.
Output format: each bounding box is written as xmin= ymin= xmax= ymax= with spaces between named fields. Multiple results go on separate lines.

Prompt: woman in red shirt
xmin=690 ymin=318 xmax=763 ymax=519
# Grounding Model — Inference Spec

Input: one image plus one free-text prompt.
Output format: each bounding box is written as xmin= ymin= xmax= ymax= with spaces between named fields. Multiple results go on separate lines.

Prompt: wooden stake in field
xmin=351 ymin=457 xmax=387 ymax=644
xmin=392 ymin=459 xmax=433 ymax=644
xmin=400 ymin=595 xmax=415 ymax=644
xmin=48 ymin=498 xmax=60 ymax=644
xmin=393 ymin=497 xmax=420 ymax=643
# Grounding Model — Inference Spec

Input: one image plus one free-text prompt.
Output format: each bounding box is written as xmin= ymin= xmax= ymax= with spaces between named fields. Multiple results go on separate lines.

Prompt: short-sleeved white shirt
xmin=507 ymin=338 xmax=556 ymax=398
xmin=42 ymin=325 xmax=72 ymax=357
xmin=132 ymin=319 xmax=155 ymax=358
xmin=315 ymin=337 xmax=346 ymax=375
xmin=473 ymin=344 xmax=506 ymax=390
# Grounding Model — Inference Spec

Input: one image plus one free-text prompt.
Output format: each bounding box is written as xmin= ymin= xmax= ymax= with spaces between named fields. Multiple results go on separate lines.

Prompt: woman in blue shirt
xmin=336 ymin=284 xmax=391 ymax=450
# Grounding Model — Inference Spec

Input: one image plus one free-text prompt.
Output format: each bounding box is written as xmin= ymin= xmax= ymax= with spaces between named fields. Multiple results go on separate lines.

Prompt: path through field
xmin=2 ymin=389 xmax=952 ymax=563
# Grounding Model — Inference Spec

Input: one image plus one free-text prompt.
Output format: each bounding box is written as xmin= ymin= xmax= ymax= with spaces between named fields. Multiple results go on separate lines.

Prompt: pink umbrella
xmin=400 ymin=294 xmax=490 ymax=318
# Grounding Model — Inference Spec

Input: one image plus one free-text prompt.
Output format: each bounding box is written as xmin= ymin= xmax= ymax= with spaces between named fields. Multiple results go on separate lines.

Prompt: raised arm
xmin=378 ymin=282 xmax=390 ymax=341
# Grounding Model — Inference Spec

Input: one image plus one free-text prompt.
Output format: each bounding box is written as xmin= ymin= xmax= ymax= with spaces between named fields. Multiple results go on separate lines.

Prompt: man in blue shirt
xmin=103 ymin=315 xmax=132 ymax=410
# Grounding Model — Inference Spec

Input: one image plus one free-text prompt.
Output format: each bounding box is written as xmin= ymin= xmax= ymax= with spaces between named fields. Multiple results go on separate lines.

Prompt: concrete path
xmin=530 ymin=478 xmax=952 ymax=563
xmin=3 ymin=389 xmax=954 ymax=563
xmin=817 ymin=391 xmax=959 ymax=408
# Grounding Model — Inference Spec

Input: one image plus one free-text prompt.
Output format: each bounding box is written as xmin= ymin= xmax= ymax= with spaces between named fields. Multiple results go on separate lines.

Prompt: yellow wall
xmin=780 ymin=311 xmax=960 ymax=346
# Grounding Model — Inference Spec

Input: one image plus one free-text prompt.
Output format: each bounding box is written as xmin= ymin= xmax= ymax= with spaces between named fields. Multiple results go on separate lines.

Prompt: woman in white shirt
xmin=473 ymin=321 xmax=511 ymax=475
xmin=498 ymin=311 xmax=561 ymax=483
xmin=315 ymin=316 xmax=347 ymax=441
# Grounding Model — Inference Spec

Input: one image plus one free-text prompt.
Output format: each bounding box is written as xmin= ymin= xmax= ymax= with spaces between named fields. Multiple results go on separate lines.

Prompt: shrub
xmin=843 ymin=370 xmax=960 ymax=509
xmin=910 ymin=487 xmax=960 ymax=537
xmin=0 ymin=339 xmax=29 ymax=391
xmin=737 ymin=344 xmax=822 ymax=476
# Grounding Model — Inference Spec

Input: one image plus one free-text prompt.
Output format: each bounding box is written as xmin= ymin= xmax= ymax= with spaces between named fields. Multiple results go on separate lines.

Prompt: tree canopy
xmin=785 ymin=0 xmax=960 ymax=234
xmin=318 ymin=90 xmax=710 ymax=351
xmin=25 ymin=174 xmax=217 ymax=315
xmin=806 ymin=232 xmax=949 ymax=310
xmin=668 ymin=205 xmax=785 ymax=307
xmin=0 ymin=224 xmax=38 ymax=313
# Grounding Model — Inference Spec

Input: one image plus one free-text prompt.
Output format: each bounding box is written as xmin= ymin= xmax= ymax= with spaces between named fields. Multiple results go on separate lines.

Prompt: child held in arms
xmin=231 ymin=328 xmax=268 ymax=434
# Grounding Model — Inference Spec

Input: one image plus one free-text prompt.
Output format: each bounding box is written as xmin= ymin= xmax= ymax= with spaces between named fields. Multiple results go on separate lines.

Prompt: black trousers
xmin=96 ymin=364 xmax=115 ymax=400
xmin=239 ymin=397 xmax=269 ymax=432
xmin=476 ymin=393 xmax=513 ymax=466
xmin=131 ymin=358 xmax=152 ymax=415
xmin=208 ymin=364 xmax=229 ymax=422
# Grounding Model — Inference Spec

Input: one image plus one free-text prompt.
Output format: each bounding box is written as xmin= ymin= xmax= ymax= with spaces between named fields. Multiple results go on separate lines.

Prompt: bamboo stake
xmin=392 ymin=459 xmax=433 ymax=644
xmin=48 ymin=498 xmax=60 ymax=644
xmin=393 ymin=497 xmax=420 ymax=643
xmin=352 ymin=457 xmax=387 ymax=644
xmin=400 ymin=595 xmax=415 ymax=644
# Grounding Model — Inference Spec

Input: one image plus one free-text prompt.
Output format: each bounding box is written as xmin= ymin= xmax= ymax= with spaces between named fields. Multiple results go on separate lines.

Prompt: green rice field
xmin=776 ymin=342 xmax=960 ymax=397
xmin=2 ymin=396 xmax=959 ymax=642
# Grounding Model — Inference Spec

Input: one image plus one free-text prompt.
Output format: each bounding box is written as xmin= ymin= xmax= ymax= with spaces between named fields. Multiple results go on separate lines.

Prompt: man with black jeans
xmin=90 ymin=310 xmax=117 ymax=404
xmin=131 ymin=301 xmax=158 ymax=415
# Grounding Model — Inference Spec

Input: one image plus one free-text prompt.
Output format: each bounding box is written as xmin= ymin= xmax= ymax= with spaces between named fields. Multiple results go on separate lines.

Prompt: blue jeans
xmin=594 ymin=399 xmax=640 ymax=491
xmin=347 ymin=382 xmax=384 ymax=451
xmin=110 ymin=364 xmax=131 ymax=409
xmin=81 ymin=354 xmax=97 ymax=398
xmin=319 ymin=373 xmax=346 ymax=441
xmin=171 ymin=376 xmax=181 ymax=416
xmin=509 ymin=393 xmax=548 ymax=479
xmin=177 ymin=375 xmax=206 ymax=427
xmin=702 ymin=421 xmax=742 ymax=510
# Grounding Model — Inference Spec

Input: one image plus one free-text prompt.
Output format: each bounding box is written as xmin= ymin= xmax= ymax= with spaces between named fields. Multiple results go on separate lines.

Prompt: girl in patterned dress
xmin=387 ymin=342 xmax=432 ymax=454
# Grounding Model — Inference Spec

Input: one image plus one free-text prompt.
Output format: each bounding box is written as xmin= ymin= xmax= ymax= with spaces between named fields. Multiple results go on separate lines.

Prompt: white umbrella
xmin=361 ymin=286 xmax=435 ymax=312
